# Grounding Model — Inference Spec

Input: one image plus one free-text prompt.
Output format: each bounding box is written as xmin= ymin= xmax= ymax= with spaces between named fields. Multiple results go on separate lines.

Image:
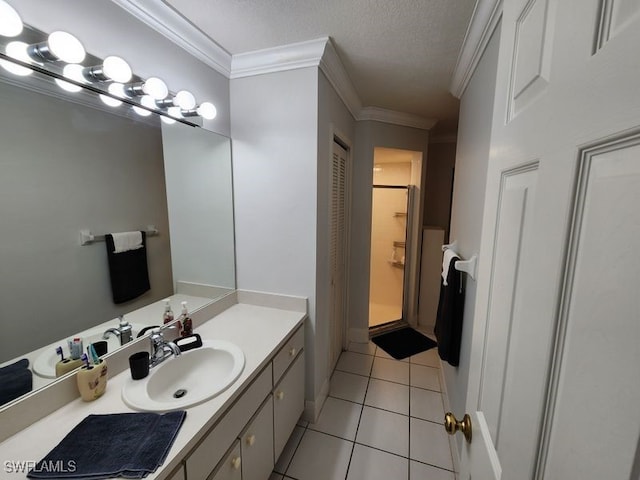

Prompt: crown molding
xmin=358 ymin=106 xmax=437 ymax=131
xmin=230 ymin=37 xmax=328 ymax=79
xmin=110 ymin=0 xmax=232 ymax=77
xmin=450 ymin=0 xmax=503 ymax=99
xmin=318 ymin=38 xmax=362 ymax=118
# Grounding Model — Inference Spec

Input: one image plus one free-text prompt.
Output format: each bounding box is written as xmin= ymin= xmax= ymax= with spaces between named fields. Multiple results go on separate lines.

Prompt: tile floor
xmin=270 ymin=338 xmax=456 ymax=480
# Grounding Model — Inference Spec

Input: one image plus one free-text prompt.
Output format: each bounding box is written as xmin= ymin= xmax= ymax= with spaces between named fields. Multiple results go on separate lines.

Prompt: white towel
xmin=441 ymin=249 xmax=458 ymax=286
xmin=111 ymin=231 xmax=143 ymax=254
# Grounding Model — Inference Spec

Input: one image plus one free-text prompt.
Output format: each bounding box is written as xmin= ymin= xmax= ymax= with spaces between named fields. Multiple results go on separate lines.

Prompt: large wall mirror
xmin=0 ymin=51 xmax=235 ymax=407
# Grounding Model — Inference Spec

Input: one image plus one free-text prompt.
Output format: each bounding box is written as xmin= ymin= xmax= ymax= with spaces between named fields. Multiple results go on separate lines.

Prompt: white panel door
xmin=457 ymin=0 xmax=640 ymax=478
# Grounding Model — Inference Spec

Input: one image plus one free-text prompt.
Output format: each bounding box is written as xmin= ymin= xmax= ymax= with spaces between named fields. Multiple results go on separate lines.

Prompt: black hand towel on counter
xmin=105 ymin=231 xmax=150 ymax=304
xmin=434 ymin=256 xmax=465 ymax=367
xmin=27 ymin=411 xmax=186 ymax=479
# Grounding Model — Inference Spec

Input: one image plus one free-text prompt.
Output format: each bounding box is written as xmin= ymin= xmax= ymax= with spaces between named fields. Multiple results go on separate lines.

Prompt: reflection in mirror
xmin=0 ymin=58 xmax=235 ymax=407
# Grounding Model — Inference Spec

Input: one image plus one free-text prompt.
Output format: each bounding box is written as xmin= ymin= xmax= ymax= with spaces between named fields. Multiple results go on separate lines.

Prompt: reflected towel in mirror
xmin=0 ymin=359 xmax=32 ymax=406
xmin=105 ymin=232 xmax=150 ymax=304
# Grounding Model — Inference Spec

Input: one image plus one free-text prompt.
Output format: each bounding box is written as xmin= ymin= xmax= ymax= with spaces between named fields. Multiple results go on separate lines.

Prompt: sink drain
xmin=173 ymin=389 xmax=187 ymax=399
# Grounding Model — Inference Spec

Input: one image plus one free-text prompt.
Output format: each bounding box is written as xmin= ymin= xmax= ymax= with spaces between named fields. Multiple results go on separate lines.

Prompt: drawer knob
xmin=289 ymin=347 xmax=297 ymax=357
xmin=246 ymin=434 xmax=256 ymax=446
xmin=276 ymin=391 xmax=285 ymax=400
xmin=231 ymin=456 xmax=241 ymax=470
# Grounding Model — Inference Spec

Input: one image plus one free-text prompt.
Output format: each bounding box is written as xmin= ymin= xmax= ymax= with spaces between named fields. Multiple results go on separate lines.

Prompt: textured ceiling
xmin=165 ymin=0 xmax=477 ymax=135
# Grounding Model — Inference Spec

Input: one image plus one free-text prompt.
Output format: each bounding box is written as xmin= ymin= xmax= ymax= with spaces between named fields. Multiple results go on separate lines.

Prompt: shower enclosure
xmin=369 ymin=185 xmax=415 ymax=328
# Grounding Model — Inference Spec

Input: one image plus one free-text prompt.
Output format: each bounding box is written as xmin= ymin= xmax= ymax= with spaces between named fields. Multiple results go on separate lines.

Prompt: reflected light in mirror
xmin=132 ymin=95 xmax=156 ymax=116
xmin=100 ymin=82 xmax=125 ymax=107
xmin=55 ymin=64 xmax=86 ymax=93
xmin=0 ymin=41 xmax=32 ymax=76
xmin=0 ymin=0 xmax=22 ymax=37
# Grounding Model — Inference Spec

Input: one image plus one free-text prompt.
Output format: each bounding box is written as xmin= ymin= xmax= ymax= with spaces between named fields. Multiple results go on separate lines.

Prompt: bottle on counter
xmin=162 ymin=298 xmax=174 ymax=325
xmin=180 ymin=301 xmax=193 ymax=337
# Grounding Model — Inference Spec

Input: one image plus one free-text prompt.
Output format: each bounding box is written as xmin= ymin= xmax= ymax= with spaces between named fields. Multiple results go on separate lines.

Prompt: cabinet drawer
xmin=273 ymin=326 xmax=304 ymax=385
xmin=207 ymin=440 xmax=242 ymax=480
xmin=240 ymin=396 xmax=274 ymax=480
xmin=186 ymin=364 xmax=272 ymax=480
xmin=273 ymin=352 xmax=305 ymax=460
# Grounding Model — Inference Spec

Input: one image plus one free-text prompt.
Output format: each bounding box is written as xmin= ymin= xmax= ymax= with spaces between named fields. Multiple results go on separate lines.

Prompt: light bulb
xmin=0 ymin=0 xmax=23 ymax=37
xmin=102 ymin=56 xmax=131 ymax=83
xmin=54 ymin=64 xmax=85 ymax=92
xmin=174 ymin=90 xmax=196 ymax=110
xmin=142 ymin=77 xmax=168 ymax=100
xmin=160 ymin=115 xmax=176 ymax=125
xmin=0 ymin=41 xmax=32 ymax=76
xmin=197 ymin=102 xmax=217 ymax=120
xmin=132 ymin=105 xmax=151 ymax=117
xmin=46 ymin=31 xmax=85 ymax=63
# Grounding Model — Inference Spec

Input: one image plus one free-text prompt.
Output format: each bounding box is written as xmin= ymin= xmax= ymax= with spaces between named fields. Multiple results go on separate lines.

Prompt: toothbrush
xmin=88 ymin=344 xmax=99 ymax=365
xmin=81 ymin=353 xmax=90 ymax=369
xmin=56 ymin=346 xmax=65 ymax=362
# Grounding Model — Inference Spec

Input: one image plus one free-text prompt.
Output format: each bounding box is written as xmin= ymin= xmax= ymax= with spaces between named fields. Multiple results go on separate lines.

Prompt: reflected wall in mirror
xmin=0 ymin=61 xmax=235 ymax=405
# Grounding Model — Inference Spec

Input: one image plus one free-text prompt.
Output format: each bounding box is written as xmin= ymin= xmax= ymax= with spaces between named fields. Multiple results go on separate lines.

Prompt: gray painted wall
xmin=446 ymin=25 xmax=501 ymax=453
xmin=0 ymin=80 xmax=173 ymax=362
xmin=230 ymin=68 xmax=320 ymax=405
xmin=424 ymin=141 xmax=456 ymax=241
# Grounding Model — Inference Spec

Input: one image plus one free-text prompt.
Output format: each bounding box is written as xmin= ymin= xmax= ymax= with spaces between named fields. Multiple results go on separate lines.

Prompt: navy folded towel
xmin=0 ymin=359 xmax=32 ymax=406
xmin=27 ymin=411 xmax=186 ymax=479
xmin=105 ymin=231 xmax=150 ymax=304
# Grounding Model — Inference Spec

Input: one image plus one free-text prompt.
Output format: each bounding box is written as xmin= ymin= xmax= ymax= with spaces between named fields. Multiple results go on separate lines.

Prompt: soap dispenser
xmin=162 ymin=298 xmax=174 ymax=325
xmin=180 ymin=301 xmax=193 ymax=337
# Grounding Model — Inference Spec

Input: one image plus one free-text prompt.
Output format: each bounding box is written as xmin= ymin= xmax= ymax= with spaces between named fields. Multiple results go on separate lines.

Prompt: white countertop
xmin=0 ymin=303 xmax=305 ymax=480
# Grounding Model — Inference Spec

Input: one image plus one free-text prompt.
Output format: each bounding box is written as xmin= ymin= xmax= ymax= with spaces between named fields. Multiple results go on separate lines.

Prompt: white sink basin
xmin=33 ymin=323 xmax=146 ymax=379
xmin=122 ymin=340 xmax=245 ymax=412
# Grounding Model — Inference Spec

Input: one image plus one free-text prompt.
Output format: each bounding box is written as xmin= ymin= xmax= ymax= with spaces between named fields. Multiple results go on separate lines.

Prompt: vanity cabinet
xmin=166 ymin=465 xmax=186 ymax=480
xmin=208 ymin=441 xmax=242 ymax=480
xmin=273 ymin=353 xmax=305 ymax=460
xmin=183 ymin=325 xmax=304 ymax=480
xmin=240 ymin=396 xmax=274 ymax=480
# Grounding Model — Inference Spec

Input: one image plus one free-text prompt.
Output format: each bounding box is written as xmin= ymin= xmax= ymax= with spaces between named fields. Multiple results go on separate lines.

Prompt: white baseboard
xmin=302 ymin=376 xmax=330 ymax=423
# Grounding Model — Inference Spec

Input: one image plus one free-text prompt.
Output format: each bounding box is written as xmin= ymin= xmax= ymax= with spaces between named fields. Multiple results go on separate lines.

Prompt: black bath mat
xmin=372 ymin=327 xmax=437 ymax=360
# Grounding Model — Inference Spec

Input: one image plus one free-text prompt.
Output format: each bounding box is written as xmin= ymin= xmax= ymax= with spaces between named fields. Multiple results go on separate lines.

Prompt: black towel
xmin=105 ymin=232 xmax=150 ymax=304
xmin=434 ymin=256 xmax=465 ymax=367
xmin=0 ymin=360 xmax=32 ymax=406
xmin=27 ymin=411 xmax=186 ymax=479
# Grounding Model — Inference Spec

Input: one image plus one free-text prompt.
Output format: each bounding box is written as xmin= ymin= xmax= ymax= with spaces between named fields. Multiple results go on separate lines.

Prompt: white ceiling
xmin=164 ymin=0 xmax=477 ymax=136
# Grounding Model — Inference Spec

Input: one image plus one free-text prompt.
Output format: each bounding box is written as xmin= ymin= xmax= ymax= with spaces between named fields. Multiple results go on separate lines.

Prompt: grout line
xmin=343 ymin=348 xmax=376 ymax=479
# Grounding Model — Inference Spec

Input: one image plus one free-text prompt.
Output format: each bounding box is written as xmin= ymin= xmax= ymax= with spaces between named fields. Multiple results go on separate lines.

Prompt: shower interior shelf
xmin=393 ymin=212 xmax=407 ymax=218
xmin=393 ymin=241 xmax=406 ymax=248
xmin=388 ymin=260 xmax=405 ymax=269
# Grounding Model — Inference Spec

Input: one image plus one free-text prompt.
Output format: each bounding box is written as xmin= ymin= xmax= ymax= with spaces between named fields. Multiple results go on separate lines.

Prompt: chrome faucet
xmin=103 ymin=315 xmax=133 ymax=346
xmin=149 ymin=327 xmax=181 ymax=368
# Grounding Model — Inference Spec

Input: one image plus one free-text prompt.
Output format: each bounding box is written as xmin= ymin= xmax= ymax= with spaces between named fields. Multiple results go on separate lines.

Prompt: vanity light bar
xmin=0 ymin=0 xmax=217 ymax=123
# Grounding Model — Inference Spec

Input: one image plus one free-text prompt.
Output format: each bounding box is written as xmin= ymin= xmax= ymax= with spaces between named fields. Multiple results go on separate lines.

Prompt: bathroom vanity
xmin=0 ymin=293 xmax=307 ymax=480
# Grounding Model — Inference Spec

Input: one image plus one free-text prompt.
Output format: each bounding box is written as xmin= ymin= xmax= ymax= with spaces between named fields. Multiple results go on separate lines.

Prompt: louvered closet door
xmin=329 ymin=141 xmax=348 ymax=371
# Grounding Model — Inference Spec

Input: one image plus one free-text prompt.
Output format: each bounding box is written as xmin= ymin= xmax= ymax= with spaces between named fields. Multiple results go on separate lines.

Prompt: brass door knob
xmin=444 ymin=412 xmax=472 ymax=443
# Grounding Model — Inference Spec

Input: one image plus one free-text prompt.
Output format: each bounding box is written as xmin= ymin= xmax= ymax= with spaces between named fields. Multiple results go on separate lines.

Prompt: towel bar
xmin=442 ymin=241 xmax=477 ymax=280
xmin=80 ymin=226 xmax=159 ymax=246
